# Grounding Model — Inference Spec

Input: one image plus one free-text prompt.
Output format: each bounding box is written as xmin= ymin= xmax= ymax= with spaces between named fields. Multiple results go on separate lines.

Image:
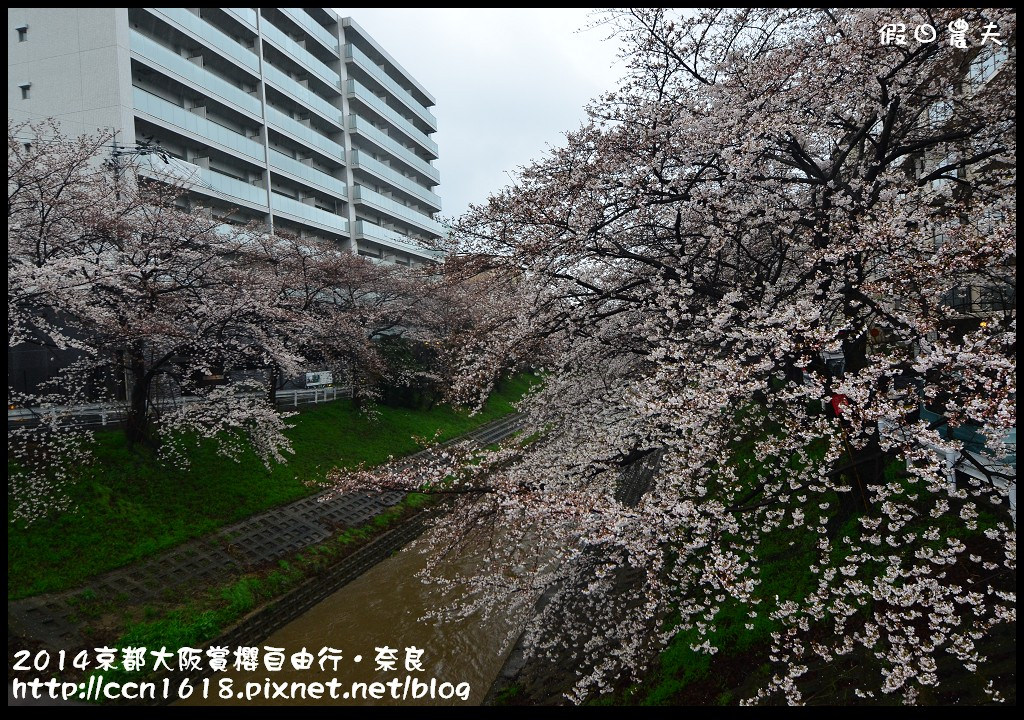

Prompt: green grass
xmin=641 ymin=518 xmax=820 ymax=705
xmin=86 ymin=491 xmax=434 ymax=689
xmin=9 ymin=375 xmax=537 ymax=599
xmin=493 ymin=683 xmax=524 ymax=705
xmin=623 ymin=440 xmax=1006 ymax=706
xmin=590 ymin=430 xmax=830 ymax=706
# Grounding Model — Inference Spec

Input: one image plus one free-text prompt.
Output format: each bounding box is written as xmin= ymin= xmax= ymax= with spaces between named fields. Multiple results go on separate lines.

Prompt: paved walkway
xmin=8 ymin=413 xmax=524 ymax=649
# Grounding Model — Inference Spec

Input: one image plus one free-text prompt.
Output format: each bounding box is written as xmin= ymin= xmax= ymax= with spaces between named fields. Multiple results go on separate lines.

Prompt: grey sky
xmin=340 ymin=8 xmax=624 ymax=222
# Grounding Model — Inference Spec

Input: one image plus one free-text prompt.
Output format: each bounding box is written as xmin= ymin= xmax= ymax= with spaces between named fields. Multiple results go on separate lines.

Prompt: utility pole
xmin=108 ymin=130 xmax=170 ymax=195
xmin=107 ymin=132 xmax=131 ymax=403
xmin=106 ymin=132 xmax=169 ymax=403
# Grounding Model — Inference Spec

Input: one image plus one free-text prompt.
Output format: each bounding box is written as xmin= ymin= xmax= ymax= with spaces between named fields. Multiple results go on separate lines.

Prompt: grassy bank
xmin=600 ymin=435 xmax=1007 ymax=706
xmin=627 ymin=434 xmax=830 ymax=705
xmin=9 ymin=375 xmax=537 ymax=599
xmin=82 ymin=491 xmax=437 ymax=691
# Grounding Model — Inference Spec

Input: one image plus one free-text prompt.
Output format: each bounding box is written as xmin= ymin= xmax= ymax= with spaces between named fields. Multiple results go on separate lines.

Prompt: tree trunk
xmin=349 ymin=361 xmax=363 ymax=411
xmin=125 ymin=350 xmax=149 ymax=449
xmin=268 ymin=364 xmax=279 ymax=408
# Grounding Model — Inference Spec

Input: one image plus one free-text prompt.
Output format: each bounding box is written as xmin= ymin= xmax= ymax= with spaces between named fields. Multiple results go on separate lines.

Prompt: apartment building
xmin=888 ymin=41 xmax=1016 ymax=516
xmin=9 ymin=7 xmax=443 ymax=266
xmin=921 ymin=42 xmax=1013 ymax=319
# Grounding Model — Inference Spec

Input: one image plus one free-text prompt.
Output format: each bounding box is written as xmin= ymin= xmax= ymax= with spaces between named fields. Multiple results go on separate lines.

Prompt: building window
xmin=19 ymin=83 xmax=31 ymax=100
xmin=930 ymin=153 xmax=960 ymax=191
xmin=976 ymin=284 xmax=1015 ymax=313
xmin=17 ymin=25 xmax=28 ymax=42
xmin=927 ymin=100 xmax=953 ymax=128
xmin=942 ymin=286 xmax=972 ymax=313
xmin=969 ymin=45 xmax=1010 ymax=86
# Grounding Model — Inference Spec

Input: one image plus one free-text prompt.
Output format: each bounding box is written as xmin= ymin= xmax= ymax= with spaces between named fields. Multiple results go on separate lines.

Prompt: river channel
xmin=181 ymin=529 xmax=530 ymax=706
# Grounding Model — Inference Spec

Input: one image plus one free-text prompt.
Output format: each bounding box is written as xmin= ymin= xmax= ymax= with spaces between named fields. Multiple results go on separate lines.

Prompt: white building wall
xmin=7 ymin=7 xmax=443 ymax=264
xmin=8 ymin=8 xmax=135 ymax=142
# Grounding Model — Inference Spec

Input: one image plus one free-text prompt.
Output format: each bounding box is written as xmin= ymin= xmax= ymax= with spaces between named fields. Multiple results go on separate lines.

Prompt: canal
xmin=181 ymin=526 xmax=532 ymax=706
xmin=179 ymin=447 xmax=661 ymax=706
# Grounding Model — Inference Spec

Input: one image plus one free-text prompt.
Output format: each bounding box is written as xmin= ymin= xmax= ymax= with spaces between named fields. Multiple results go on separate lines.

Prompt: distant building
xmin=909 ymin=42 xmax=1013 ymax=321
xmin=9 ymin=7 xmax=443 ymax=266
xmin=887 ymin=42 xmax=1016 ymax=518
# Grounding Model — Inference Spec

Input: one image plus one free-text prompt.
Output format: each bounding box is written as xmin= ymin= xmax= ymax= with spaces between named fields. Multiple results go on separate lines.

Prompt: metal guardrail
xmin=7 ymin=386 xmax=353 ymax=428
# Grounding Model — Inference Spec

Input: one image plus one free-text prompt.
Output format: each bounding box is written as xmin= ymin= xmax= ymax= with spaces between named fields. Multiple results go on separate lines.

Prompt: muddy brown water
xmin=180 ymin=535 xmax=530 ymax=706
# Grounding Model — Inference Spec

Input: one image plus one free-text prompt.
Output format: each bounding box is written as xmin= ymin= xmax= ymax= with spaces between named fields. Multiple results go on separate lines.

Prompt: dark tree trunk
xmin=268 ymin=364 xmax=279 ymax=408
xmin=125 ymin=350 xmax=150 ymax=448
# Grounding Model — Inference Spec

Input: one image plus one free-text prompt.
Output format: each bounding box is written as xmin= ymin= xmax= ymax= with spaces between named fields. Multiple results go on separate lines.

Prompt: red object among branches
xmin=830 ymin=393 xmax=849 ymax=417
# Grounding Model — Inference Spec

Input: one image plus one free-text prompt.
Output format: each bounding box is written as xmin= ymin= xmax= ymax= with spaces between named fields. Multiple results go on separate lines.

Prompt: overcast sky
xmin=339 ymin=8 xmax=624 ymax=222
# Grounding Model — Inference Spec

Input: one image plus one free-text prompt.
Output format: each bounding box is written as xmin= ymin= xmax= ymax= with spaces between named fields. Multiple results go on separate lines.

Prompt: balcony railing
xmin=130 ymin=31 xmax=261 ymax=117
xmin=147 ymin=8 xmax=259 ymax=75
xmin=269 ymin=149 xmax=346 ymax=197
xmin=133 ymin=87 xmax=264 ymax=161
xmin=354 ymin=220 xmax=442 ymax=258
xmin=348 ymin=116 xmax=439 ymax=183
xmin=345 ymin=43 xmax=437 ymax=131
xmin=263 ymin=62 xmax=342 ymax=127
xmin=224 ymin=8 xmax=258 ymax=32
xmin=920 ymin=407 xmax=1016 ymax=464
xmin=347 ymin=78 xmax=438 ymax=156
xmin=271 ymin=193 xmax=349 ymax=234
xmin=280 ymin=8 xmax=339 ymax=53
xmin=354 ymin=185 xmax=444 ymax=237
xmin=200 ymin=167 xmax=269 ymax=205
xmin=265 ymin=106 xmax=345 ymax=162
xmin=260 ymin=18 xmax=340 ymax=91
xmin=350 ymin=150 xmax=440 ymax=210
xmin=138 ymin=154 xmax=268 ymax=207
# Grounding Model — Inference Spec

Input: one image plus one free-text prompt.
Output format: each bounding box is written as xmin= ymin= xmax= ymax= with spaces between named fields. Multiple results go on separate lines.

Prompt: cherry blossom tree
xmin=330 ymin=8 xmax=1015 ymax=704
xmin=252 ymin=230 xmax=441 ymax=409
xmin=8 ymin=119 xmax=456 ymax=523
xmin=8 ymin=120 xmax=300 ymax=519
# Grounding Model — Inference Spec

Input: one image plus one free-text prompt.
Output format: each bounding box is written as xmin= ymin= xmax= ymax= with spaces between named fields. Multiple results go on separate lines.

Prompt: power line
xmin=11 ymin=135 xmax=122 ymax=150
xmin=12 ymin=134 xmax=172 ymax=160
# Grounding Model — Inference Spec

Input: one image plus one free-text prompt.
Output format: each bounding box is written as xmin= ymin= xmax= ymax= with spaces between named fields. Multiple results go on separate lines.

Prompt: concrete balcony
xmin=350 ymin=150 xmax=440 ymax=211
xmin=346 ymin=78 xmax=438 ymax=156
xmin=280 ymin=8 xmax=339 ymax=53
xmin=130 ymin=31 xmax=261 ymax=119
xmin=137 ymin=155 xmax=269 ymax=209
xmin=145 ymin=8 xmax=259 ymax=76
xmin=270 ymin=192 xmax=349 ymax=236
xmin=260 ymin=18 xmax=340 ymax=91
xmin=268 ymin=149 xmax=346 ymax=198
xmin=353 ymin=185 xmax=444 ymax=237
xmin=132 ymin=87 xmax=264 ymax=162
xmin=263 ymin=62 xmax=343 ymax=128
xmin=354 ymin=219 xmax=442 ymax=259
xmin=345 ymin=43 xmax=437 ymax=132
xmin=265 ymin=106 xmax=345 ymax=163
xmin=348 ymin=115 xmax=439 ymax=184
